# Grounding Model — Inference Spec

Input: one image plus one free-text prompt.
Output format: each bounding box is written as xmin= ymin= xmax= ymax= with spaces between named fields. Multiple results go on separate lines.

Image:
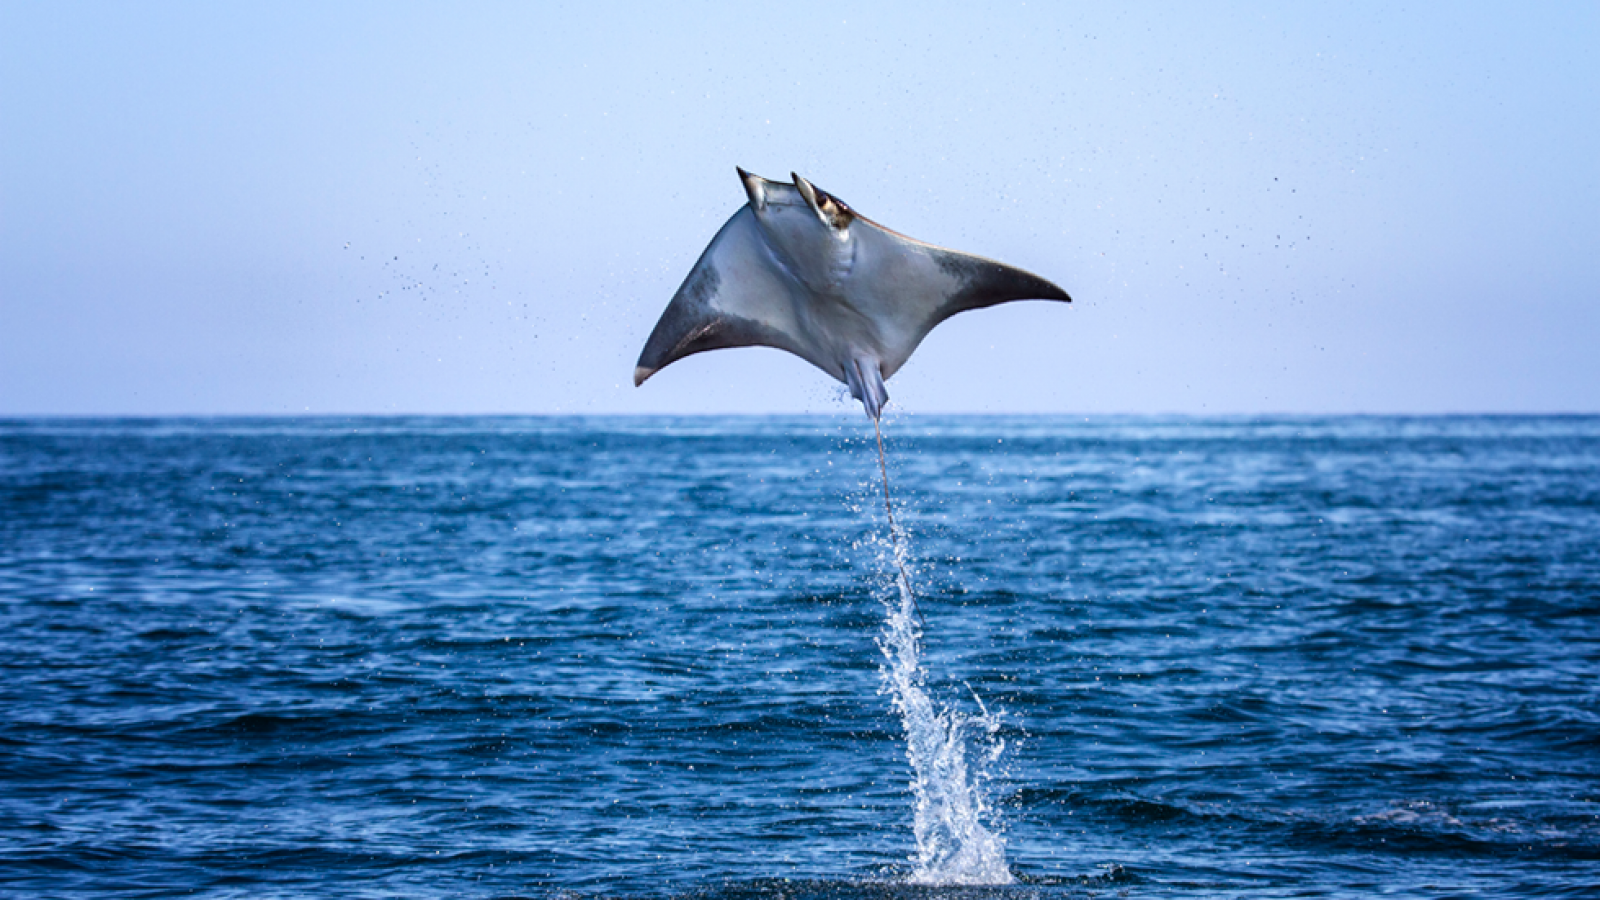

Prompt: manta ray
xmin=634 ymin=169 xmax=1071 ymax=419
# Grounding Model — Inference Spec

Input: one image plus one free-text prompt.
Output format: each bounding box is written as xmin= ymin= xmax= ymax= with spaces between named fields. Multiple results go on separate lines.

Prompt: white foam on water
xmin=874 ymin=526 xmax=1013 ymax=886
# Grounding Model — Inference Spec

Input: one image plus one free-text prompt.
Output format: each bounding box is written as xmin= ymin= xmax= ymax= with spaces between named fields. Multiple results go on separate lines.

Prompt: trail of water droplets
xmin=869 ymin=421 xmax=1012 ymax=886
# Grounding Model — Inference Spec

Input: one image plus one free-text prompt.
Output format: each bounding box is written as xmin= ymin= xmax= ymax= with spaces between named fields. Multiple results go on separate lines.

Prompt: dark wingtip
xmin=1023 ymin=271 xmax=1072 ymax=304
xmin=1012 ymin=269 xmax=1073 ymax=305
xmin=1022 ymin=270 xmax=1072 ymax=304
xmin=930 ymin=251 xmax=1074 ymax=322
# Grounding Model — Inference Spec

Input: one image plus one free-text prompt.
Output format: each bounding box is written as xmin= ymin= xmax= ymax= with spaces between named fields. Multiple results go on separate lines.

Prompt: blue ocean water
xmin=1 ymin=415 xmax=1597 ymax=898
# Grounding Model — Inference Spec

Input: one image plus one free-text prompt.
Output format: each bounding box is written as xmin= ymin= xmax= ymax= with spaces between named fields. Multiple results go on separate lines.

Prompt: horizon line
xmin=4 ymin=410 xmax=1598 ymax=421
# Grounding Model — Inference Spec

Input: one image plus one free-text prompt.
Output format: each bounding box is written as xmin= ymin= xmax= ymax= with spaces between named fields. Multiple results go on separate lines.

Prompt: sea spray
xmin=867 ymin=420 xmax=1013 ymax=885
xmin=874 ymin=544 xmax=1011 ymax=884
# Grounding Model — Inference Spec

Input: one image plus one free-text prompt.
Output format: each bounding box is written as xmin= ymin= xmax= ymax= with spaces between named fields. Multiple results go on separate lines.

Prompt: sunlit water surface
xmin=2 ymin=415 xmax=1597 ymax=898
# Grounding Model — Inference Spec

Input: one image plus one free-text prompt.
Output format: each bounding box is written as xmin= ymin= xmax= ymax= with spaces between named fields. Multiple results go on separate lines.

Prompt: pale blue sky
xmin=3 ymin=2 xmax=1596 ymax=415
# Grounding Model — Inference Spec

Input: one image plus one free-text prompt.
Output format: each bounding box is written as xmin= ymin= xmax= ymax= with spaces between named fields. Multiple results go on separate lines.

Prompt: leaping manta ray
xmin=634 ymin=168 xmax=1072 ymax=420
xmin=634 ymin=169 xmax=1072 ymax=614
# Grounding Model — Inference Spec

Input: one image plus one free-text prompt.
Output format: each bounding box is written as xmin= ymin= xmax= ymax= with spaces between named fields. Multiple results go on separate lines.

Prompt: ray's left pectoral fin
xmin=633 ymin=263 xmax=733 ymax=386
xmin=926 ymin=248 xmax=1072 ymax=327
xmin=633 ymin=266 xmax=795 ymax=386
xmin=634 ymin=207 xmax=803 ymax=386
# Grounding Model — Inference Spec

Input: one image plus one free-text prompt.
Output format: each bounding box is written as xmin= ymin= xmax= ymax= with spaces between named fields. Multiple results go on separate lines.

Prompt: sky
xmin=2 ymin=1 xmax=1597 ymax=416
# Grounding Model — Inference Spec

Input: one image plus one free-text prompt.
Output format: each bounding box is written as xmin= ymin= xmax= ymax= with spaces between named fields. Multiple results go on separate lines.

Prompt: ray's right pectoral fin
xmin=634 ymin=208 xmax=803 ymax=386
xmin=924 ymin=248 xmax=1073 ymax=328
xmin=851 ymin=223 xmax=1073 ymax=381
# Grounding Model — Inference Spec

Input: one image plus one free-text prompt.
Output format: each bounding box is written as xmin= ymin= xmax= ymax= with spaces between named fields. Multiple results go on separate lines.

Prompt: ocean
xmin=2 ymin=415 xmax=1596 ymax=898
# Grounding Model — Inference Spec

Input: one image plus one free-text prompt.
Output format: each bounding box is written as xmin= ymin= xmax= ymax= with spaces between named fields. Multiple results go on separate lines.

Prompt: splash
xmin=869 ymin=420 xmax=1013 ymax=886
